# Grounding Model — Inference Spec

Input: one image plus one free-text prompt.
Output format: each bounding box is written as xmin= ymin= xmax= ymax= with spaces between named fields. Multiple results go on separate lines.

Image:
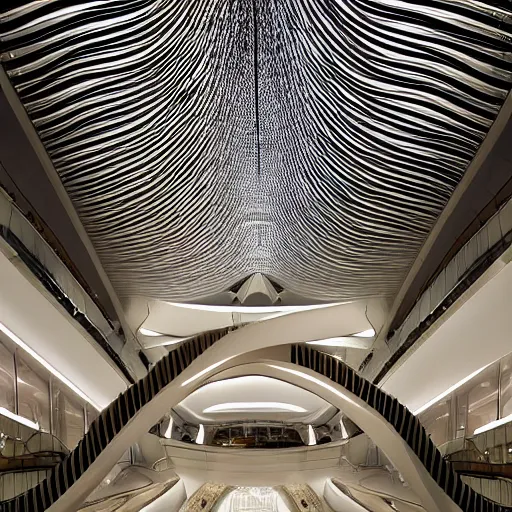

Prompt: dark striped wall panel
xmin=291 ymin=344 xmax=512 ymax=512
xmin=1 ymin=333 xmax=510 ymax=511
xmin=1 ymin=1 xmax=512 ymax=303
xmin=0 ymin=328 xmax=231 ymax=512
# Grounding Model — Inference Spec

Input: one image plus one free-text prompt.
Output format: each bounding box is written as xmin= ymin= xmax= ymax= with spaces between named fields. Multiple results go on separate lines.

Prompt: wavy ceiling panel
xmin=1 ymin=0 xmax=511 ymax=303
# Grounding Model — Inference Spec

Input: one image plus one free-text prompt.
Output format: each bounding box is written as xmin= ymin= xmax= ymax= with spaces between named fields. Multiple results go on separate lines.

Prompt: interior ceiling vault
xmin=1 ymin=1 xmax=512 ymax=305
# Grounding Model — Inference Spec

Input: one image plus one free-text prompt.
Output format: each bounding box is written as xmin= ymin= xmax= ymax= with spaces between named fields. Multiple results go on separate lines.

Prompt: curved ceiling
xmin=1 ymin=1 xmax=512 ymax=305
xmin=174 ymin=375 xmax=336 ymax=425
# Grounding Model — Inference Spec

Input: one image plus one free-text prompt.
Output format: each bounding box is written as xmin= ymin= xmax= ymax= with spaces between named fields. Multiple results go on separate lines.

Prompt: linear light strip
xmin=144 ymin=328 xmax=374 ymax=345
xmin=164 ymin=417 xmax=173 ymax=439
xmin=203 ymin=402 xmax=307 ymax=413
xmin=307 ymin=337 xmax=368 ymax=348
xmin=413 ymin=363 xmax=492 ymax=416
xmin=269 ymin=365 xmax=358 ymax=407
xmin=0 ymin=406 xmax=39 ymax=430
xmin=0 ymin=321 xmax=102 ymax=411
xmin=473 ymin=414 xmax=512 ymax=436
xmin=181 ymin=358 xmax=231 ymax=387
xmin=353 ymin=329 xmax=375 ymax=338
xmin=308 ymin=424 xmax=317 ymax=446
xmin=167 ymin=302 xmax=341 ymax=314
xmin=196 ymin=424 xmax=205 ymax=445
xmin=340 ymin=419 xmax=349 ymax=440
xmin=139 ymin=327 xmax=165 ymax=337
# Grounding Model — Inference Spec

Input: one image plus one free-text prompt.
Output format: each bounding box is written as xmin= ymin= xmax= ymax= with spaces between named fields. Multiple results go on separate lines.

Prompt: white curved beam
xmin=180 ymin=362 xmax=460 ymax=512
xmin=45 ymin=303 xmax=385 ymax=509
xmin=48 ymin=352 xmax=455 ymax=512
xmin=135 ymin=298 xmax=387 ymax=348
xmin=172 ymin=299 xmax=387 ymax=374
xmin=14 ymin=303 xmax=457 ymax=512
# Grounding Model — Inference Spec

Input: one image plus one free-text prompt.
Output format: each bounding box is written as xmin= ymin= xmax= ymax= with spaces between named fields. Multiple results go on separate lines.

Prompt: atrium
xmin=0 ymin=1 xmax=512 ymax=511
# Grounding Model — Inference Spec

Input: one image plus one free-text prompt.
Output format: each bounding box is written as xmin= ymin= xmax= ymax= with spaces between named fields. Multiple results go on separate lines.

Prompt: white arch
xmin=44 ymin=302 xmax=384 ymax=510
xmin=184 ymin=362 xmax=460 ymax=512
xmin=47 ymin=354 xmax=458 ymax=512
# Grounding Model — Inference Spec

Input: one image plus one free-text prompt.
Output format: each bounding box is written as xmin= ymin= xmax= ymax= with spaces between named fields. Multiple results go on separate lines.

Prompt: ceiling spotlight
xmin=203 ymin=402 xmax=307 ymax=413
xmin=196 ymin=424 xmax=205 ymax=444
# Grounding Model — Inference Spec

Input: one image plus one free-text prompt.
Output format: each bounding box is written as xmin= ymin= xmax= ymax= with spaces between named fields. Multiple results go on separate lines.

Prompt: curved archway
xmin=165 ymin=360 xmax=459 ymax=512
xmin=0 ymin=307 xmax=507 ymax=512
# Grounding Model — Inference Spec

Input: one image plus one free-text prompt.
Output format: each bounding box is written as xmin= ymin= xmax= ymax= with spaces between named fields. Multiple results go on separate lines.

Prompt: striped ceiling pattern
xmin=1 ymin=1 xmax=512 ymax=303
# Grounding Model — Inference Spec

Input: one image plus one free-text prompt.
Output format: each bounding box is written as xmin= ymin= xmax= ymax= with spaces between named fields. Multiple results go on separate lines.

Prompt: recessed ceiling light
xmin=203 ymin=402 xmax=307 ymax=413
xmin=139 ymin=327 xmax=164 ymax=337
xmin=352 ymin=329 xmax=375 ymax=338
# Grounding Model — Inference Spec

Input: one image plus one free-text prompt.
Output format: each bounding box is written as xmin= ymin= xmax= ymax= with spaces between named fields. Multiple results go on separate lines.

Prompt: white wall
xmin=0 ymin=248 xmax=126 ymax=409
xmin=382 ymin=259 xmax=512 ymax=413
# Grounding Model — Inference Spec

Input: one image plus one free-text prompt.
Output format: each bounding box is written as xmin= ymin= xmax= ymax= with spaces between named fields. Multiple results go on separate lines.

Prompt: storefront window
xmin=420 ymin=399 xmax=451 ymax=446
xmin=16 ymin=354 xmax=50 ymax=431
xmin=52 ymin=381 xmax=85 ymax=449
xmin=0 ymin=342 xmax=15 ymax=413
